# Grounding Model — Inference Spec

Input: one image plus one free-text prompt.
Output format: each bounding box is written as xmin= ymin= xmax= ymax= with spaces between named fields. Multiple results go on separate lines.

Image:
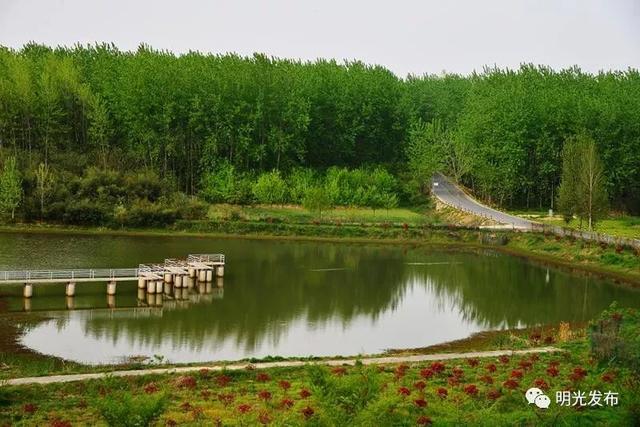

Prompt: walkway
xmin=2 ymin=347 xmax=560 ymax=386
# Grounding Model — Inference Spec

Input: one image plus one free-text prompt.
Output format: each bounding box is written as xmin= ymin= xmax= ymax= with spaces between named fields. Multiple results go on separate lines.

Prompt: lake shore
xmin=1 ymin=220 xmax=639 ymax=287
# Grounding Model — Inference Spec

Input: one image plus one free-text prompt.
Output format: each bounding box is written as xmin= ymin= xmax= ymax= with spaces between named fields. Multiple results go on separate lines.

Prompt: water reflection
xmin=1 ymin=233 xmax=639 ymax=364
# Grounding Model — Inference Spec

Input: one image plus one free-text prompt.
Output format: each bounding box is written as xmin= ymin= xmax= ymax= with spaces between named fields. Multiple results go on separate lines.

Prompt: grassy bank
xmin=1 ymin=320 xmax=638 ymax=426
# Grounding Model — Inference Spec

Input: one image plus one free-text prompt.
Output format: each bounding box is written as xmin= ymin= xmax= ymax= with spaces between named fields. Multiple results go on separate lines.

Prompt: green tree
xmin=303 ymin=186 xmax=332 ymax=218
xmin=405 ymin=119 xmax=445 ymax=197
xmin=252 ymin=170 xmax=287 ymax=205
xmin=0 ymin=157 xmax=23 ymax=220
xmin=34 ymin=162 xmax=54 ymax=220
xmin=557 ymin=134 xmax=608 ymax=231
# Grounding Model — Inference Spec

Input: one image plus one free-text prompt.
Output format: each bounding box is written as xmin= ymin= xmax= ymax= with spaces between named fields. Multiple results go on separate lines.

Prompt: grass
xmin=509 ymin=210 xmax=640 ymax=240
xmin=0 ymin=324 xmax=638 ymax=426
xmin=207 ymin=204 xmax=433 ymax=225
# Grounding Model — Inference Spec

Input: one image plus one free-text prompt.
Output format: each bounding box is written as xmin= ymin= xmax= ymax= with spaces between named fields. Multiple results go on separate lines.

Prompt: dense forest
xmin=0 ymin=43 xmax=639 ymax=225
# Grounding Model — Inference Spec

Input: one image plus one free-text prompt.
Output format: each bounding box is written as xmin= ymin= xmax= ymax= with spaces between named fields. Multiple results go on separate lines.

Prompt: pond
xmin=1 ymin=232 xmax=639 ymax=364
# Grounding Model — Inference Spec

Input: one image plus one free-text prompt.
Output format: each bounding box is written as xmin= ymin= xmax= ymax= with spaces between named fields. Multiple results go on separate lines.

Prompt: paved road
xmin=1 ymin=347 xmax=559 ymax=386
xmin=431 ymin=173 xmax=536 ymax=230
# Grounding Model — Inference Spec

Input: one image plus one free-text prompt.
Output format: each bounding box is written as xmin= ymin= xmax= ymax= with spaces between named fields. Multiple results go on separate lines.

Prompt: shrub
xmin=93 ymin=391 xmax=166 ymax=427
xmin=200 ymin=162 xmax=254 ymax=204
xmin=590 ymin=304 xmax=640 ymax=373
xmin=63 ymin=199 xmax=112 ymax=225
xmin=121 ymin=200 xmax=178 ymax=228
xmin=303 ymin=186 xmax=332 ymax=218
xmin=253 ymin=170 xmax=287 ymax=205
xmin=287 ymin=168 xmax=315 ymax=203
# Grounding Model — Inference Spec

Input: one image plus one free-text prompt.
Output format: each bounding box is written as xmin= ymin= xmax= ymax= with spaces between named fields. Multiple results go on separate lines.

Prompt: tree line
xmin=1 ymin=43 xmax=639 ymax=223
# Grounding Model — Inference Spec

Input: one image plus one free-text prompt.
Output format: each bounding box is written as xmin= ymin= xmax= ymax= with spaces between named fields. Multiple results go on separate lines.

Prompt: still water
xmin=1 ymin=232 xmax=639 ymax=364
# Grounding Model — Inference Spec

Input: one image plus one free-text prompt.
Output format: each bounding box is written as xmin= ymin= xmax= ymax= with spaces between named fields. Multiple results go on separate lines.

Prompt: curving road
xmin=431 ymin=173 xmax=536 ymax=230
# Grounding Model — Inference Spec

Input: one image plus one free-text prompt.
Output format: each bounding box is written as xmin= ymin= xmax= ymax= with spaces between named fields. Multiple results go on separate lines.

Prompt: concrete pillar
xmin=188 ymin=267 xmax=196 ymax=278
xmin=155 ymin=280 xmax=163 ymax=294
xmin=107 ymin=281 xmax=117 ymax=296
xmin=23 ymin=283 xmax=33 ymax=298
xmin=154 ymin=294 xmax=163 ymax=306
xmin=216 ymin=266 xmax=225 ymax=277
xmin=198 ymin=282 xmax=206 ymax=294
xmin=164 ymin=283 xmax=172 ymax=295
xmin=174 ymin=275 xmax=183 ymax=288
xmin=23 ymin=298 xmax=32 ymax=312
xmin=205 ymin=269 xmax=213 ymax=282
xmin=205 ymin=282 xmax=212 ymax=294
xmin=164 ymin=273 xmax=173 ymax=284
xmin=138 ymin=277 xmax=146 ymax=289
xmin=107 ymin=295 xmax=116 ymax=308
xmin=137 ymin=289 xmax=146 ymax=300
xmin=216 ymin=277 xmax=224 ymax=288
xmin=147 ymin=280 xmax=156 ymax=294
xmin=66 ymin=296 xmax=75 ymax=310
xmin=65 ymin=282 xmax=76 ymax=297
xmin=146 ymin=293 xmax=155 ymax=305
xmin=185 ymin=277 xmax=194 ymax=289
xmin=198 ymin=269 xmax=207 ymax=282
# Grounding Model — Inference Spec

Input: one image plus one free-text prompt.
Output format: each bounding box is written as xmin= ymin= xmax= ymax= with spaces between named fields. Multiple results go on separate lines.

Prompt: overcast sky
xmin=1 ymin=0 xmax=639 ymax=77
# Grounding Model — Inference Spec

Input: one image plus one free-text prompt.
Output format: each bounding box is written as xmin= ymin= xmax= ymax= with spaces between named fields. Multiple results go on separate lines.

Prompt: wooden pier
xmin=0 ymin=253 xmax=225 ymax=300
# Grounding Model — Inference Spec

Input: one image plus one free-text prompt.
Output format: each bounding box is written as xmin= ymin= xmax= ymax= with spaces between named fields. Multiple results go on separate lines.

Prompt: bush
xmin=253 ymin=170 xmax=287 ymax=205
xmin=590 ymin=303 xmax=640 ymax=373
xmin=63 ymin=199 xmax=112 ymax=225
xmin=120 ymin=200 xmax=178 ymax=228
xmin=200 ymin=162 xmax=255 ymax=204
xmin=93 ymin=391 xmax=166 ymax=427
xmin=288 ymin=168 xmax=315 ymax=204
xmin=170 ymin=193 xmax=208 ymax=220
xmin=124 ymin=171 xmax=164 ymax=202
xmin=303 ymin=186 xmax=332 ymax=218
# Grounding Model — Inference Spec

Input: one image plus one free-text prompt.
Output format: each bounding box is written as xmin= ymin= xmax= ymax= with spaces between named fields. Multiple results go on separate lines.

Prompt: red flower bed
xmin=256 ymin=372 xmax=271 ymax=382
xmin=602 ymin=371 xmax=616 ymax=383
xmin=452 ymin=367 xmax=465 ymax=378
xmin=280 ymin=398 xmax=294 ymax=409
xmin=417 ymin=415 xmax=433 ymax=425
xmin=258 ymin=390 xmax=272 ymax=401
xmin=420 ymin=368 xmax=434 ymax=379
xmin=278 ymin=380 xmax=291 ymax=391
xmin=447 ymin=376 xmax=460 ymax=386
xmin=546 ymin=366 xmax=559 ymax=377
xmin=237 ymin=404 xmax=252 ymax=414
xmin=485 ymin=363 xmax=497 ymax=373
xmin=331 ymin=366 xmax=347 ymax=376
xmin=569 ymin=367 xmax=587 ymax=382
xmin=510 ymin=370 xmax=523 ymax=379
xmin=518 ymin=360 xmax=533 ymax=370
xmin=430 ymin=361 xmax=446 ymax=373
xmin=216 ymin=375 xmax=232 ymax=387
xmin=301 ymin=406 xmax=315 ymax=419
xmin=22 ymin=403 xmax=37 ymax=415
xmin=176 ymin=376 xmax=197 ymax=390
xmin=463 ymin=384 xmax=479 ymax=397
xmin=467 ymin=358 xmax=480 ymax=367
xmin=503 ymin=379 xmax=519 ymax=389
xmin=143 ymin=383 xmax=159 ymax=394
xmin=414 ymin=398 xmax=427 ymax=408
xmin=533 ymin=378 xmax=549 ymax=390
xmin=258 ymin=411 xmax=272 ymax=425
xmin=218 ymin=393 xmax=235 ymax=406
xmin=414 ymin=380 xmax=426 ymax=391
xmin=299 ymin=389 xmax=311 ymax=399
xmin=487 ymin=389 xmax=502 ymax=400
xmin=398 ymin=386 xmax=411 ymax=396
xmin=498 ymin=355 xmax=509 ymax=364
xmin=436 ymin=387 xmax=448 ymax=398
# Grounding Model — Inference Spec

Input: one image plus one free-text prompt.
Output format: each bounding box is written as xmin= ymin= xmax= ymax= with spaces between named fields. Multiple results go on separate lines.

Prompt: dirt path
xmin=1 ymin=347 xmax=560 ymax=387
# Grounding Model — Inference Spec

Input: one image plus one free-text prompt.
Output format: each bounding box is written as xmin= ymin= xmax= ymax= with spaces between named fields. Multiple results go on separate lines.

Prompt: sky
xmin=0 ymin=0 xmax=639 ymax=77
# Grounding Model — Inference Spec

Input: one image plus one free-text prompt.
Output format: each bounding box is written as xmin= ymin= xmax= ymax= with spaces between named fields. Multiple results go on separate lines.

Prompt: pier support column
xmin=137 ymin=289 xmax=146 ymax=300
xmin=164 ymin=273 xmax=173 ymax=284
xmin=198 ymin=269 xmax=207 ymax=282
xmin=216 ymin=277 xmax=224 ymax=288
xmin=138 ymin=277 xmax=146 ymax=289
xmin=155 ymin=280 xmax=163 ymax=294
xmin=65 ymin=282 xmax=76 ymax=297
xmin=66 ymin=296 xmax=75 ymax=310
xmin=147 ymin=280 xmax=156 ymax=294
xmin=185 ymin=277 xmax=194 ymax=289
xmin=216 ymin=266 xmax=225 ymax=277
xmin=188 ymin=267 xmax=196 ymax=278
xmin=174 ymin=275 xmax=183 ymax=288
xmin=164 ymin=283 xmax=172 ymax=295
xmin=205 ymin=269 xmax=213 ymax=282
xmin=107 ymin=295 xmax=116 ymax=308
xmin=107 ymin=281 xmax=117 ymax=296
xmin=23 ymin=283 xmax=33 ymax=298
